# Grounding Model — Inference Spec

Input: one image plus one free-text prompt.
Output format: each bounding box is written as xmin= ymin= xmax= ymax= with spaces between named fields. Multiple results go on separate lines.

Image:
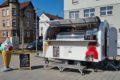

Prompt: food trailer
xmin=43 ymin=17 xmax=117 ymax=74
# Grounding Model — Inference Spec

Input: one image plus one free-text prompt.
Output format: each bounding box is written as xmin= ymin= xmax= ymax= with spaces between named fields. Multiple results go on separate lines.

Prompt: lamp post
xmin=35 ymin=10 xmax=38 ymax=55
xmin=35 ymin=8 xmax=41 ymax=55
xmin=21 ymin=17 xmax=25 ymax=51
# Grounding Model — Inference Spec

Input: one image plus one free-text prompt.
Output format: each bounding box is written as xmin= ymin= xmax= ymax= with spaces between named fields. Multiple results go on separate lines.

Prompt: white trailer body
xmin=43 ymin=17 xmax=117 ymax=62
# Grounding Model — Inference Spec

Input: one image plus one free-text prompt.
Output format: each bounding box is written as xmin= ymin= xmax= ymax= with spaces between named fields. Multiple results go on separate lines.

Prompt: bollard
xmin=44 ymin=41 xmax=48 ymax=54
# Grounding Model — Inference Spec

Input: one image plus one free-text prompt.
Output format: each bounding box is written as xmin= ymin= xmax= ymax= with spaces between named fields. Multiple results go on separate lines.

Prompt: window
xmin=26 ymin=12 xmax=33 ymax=18
xmin=6 ymin=20 xmax=10 ymax=26
xmin=27 ymin=32 xmax=30 ymax=37
xmin=24 ymin=32 xmax=27 ymax=37
xmin=56 ymin=32 xmax=85 ymax=40
xmin=2 ymin=9 xmax=6 ymax=16
xmin=12 ymin=8 xmax=17 ymax=16
xmin=26 ymin=12 xmax=29 ymax=17
xmin=12 ymin=19 xmax=16 ymax=26
xmin=29 ymin=13 xmax=33 ymax=18
xmin=100 ymin=6 xmax=113 ymax=16
xmin=41 ymin=27 xmax=43 ymax=31
xmin=69 ymin=11 xmax=79 ymax=19
xmin=84 ymin=8 xmax=95 ymax=17
xmin=3 ymin=31 xmax=8 ymax=37
xmin=12 ymin=31 xmax=17 ymax=36
xmin=27 ymin=21 xmax=30 ymax=26
xmin=6 ymin=9 xmax=9 ymax=16
xmin=3 ymin=20 xmax=5 ymax=27
xmin=72 ymin=0 xmax=79 ymax=4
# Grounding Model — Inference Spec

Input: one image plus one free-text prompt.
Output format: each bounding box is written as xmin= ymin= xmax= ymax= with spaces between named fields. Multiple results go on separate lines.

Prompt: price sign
xmin=19 ymin=54 xmax=31 ymax=70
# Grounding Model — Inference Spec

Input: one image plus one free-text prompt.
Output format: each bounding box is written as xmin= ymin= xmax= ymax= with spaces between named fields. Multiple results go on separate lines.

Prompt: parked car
xmin=26 ymin=39 xmax=43 ymax=50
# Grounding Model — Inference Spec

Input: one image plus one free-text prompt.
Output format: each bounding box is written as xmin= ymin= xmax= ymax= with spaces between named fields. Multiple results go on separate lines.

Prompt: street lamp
xmin=35 ymin=8 xmax=41 ymax=55
xmin=35 ymin=10 xmax=38 ymax=55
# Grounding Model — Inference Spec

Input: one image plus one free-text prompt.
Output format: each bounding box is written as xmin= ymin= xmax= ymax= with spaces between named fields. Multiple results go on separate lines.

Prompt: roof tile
xmin=44 ymin=12 xmax=63 ymax=20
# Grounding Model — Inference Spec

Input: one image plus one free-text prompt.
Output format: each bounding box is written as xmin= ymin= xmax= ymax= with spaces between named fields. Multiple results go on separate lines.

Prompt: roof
xmin=20 ymin=1 xmax=33 ymax=9
xmin=49 ymin=16 xmax=100 ymax=28
xmin=0 ymin=1 xmax=9 ymax=7
xmin=0 ymin=0 xmax=32 ymax=9
xmin=0 ymin=0 xmax=19 ymax=8
xmin=44 ymin=12 xmax=63 ymax=20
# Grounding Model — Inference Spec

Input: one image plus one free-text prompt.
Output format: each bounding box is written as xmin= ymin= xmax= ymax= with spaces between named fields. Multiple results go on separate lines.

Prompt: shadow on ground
xmin=31 ymin=65 xmax=43 ymax=70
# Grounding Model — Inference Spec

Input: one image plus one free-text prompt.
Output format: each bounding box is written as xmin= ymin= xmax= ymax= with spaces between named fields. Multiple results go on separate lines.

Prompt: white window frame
xmin=12 ymin=8 xmax=17 ymax=16
xmin=12 ymin=19 xmax=16 ymax=26
xmin=6 ymin=19 xmax=10 ymax=27
xmin=3 ymin=31 xmax=8 ymax=37
xmin=84 ymin=8 xmax=95 ymax=17
xmin=69 ymin=11 xmax=79 ymax=19
xmin=100 ymin=6 xmax=113 ymax=16
xmin=72 ymin=0 xmax=79 ymax=4
xmin=6 ymin=9 xmax=9 ymax=16
xmin=3 ymin=20 xmax=5 ymax=27
xmin=2 ymin=9 xmax=6 ymax=17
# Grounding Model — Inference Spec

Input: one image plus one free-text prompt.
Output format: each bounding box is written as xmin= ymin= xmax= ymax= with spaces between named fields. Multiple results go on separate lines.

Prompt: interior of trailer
xmin=45 ymin=23 xmax=99 ymax=41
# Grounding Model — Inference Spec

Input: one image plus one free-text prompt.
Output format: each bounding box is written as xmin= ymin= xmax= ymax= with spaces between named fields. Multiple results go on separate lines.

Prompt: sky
xmin=0 ymin=0 xmax=64 ymax=17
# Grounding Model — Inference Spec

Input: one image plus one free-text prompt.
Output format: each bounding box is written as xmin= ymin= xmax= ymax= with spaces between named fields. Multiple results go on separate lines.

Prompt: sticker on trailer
xmin=53 ymin=46 xmax=59 ymax=57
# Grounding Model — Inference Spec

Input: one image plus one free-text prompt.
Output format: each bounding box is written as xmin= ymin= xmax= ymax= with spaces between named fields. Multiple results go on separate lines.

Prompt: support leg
xmin=44 ymin=58 xmax=49 ymax=69
xmin=77 ymin=61 xmax=84 ymax=75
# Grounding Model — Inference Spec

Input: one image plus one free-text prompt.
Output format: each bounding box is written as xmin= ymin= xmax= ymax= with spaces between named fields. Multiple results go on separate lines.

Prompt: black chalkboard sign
xmin=19 ymin=54 xmax=31 ymax=70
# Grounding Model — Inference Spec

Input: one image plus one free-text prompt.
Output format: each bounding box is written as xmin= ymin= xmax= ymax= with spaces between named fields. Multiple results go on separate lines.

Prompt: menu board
xmin=19 ymin=54 xmax=31 ymax=69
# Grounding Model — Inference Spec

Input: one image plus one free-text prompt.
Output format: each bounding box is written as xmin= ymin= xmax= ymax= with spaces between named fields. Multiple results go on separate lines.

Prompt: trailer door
xmin=108 ymin=27 xmax=117 ymax=57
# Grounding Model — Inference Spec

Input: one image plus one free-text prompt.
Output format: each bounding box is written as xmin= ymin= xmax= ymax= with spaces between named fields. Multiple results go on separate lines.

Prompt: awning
xmin=48 ymin=16 xmax=101 ymax=28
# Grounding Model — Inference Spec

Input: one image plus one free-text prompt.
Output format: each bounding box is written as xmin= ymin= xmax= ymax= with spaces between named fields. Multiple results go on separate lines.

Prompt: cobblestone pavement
xmin=0 ymin=53 xmax=120 ymax=80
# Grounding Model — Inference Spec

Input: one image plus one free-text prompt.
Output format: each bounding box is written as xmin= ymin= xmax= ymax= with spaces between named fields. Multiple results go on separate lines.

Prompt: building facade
xmin=0 ymin=0 xmax=36 ymax=43
xmin=39 ymin=13 xmax=62 ymax=37
xmin=64 ymin=0 xmax=120 ymax=53
xmin=0 ymin=0 xmax=19 ymax=43
xmin=20 ymin=1 xmax=36 ymax=43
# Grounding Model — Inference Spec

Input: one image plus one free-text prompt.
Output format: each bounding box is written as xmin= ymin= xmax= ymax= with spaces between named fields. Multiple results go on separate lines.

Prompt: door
xmin=108 ymin=27 xmax=117 ymax=57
